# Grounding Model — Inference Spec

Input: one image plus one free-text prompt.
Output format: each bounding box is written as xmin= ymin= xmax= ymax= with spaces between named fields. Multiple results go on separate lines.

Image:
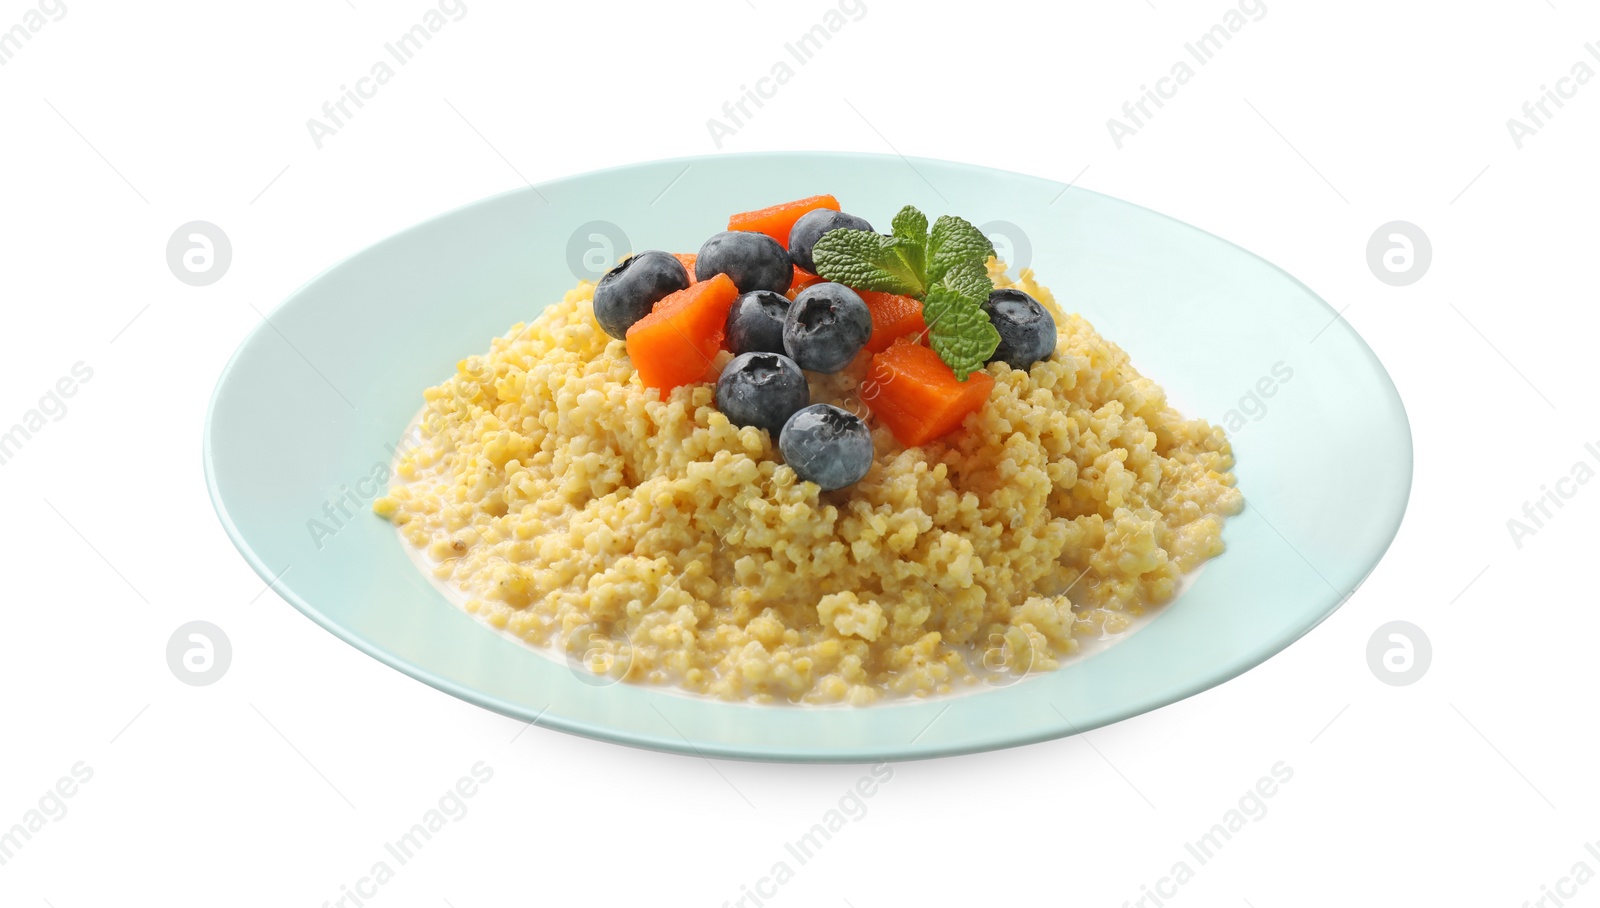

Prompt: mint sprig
xmin=812 ymin=204 xmax=999 ymax=379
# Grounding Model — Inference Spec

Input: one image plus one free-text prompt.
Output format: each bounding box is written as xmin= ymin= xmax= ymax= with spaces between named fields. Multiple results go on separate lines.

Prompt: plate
xmin=204 ymin=151 xmax=1412 ymax=762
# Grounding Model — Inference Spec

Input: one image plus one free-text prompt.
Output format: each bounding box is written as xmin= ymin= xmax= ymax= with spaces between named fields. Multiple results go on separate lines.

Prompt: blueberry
xmin=787 ymin=210 xmax=874 ymax=273
xmin=779 ymin=404 xmax=873 ymax=492
xmin=783 ymin=283 xmax=871 ymax=374
xmin=724 ymin=290 xmax=791 ymax=356
xmin=983 ymin=288 xmax=1057 ymax=370
xmin=715 ymin=352 xmax=809 ymax=436
xmin=592 ymin=250 xmax=690 ymax=340
xmin=696 ymin=231 xmax=791 ymax=294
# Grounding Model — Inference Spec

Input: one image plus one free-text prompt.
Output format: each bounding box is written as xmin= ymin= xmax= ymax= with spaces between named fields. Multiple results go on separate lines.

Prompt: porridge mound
xmin=375 ymin=261 xmax=1243 ymax=704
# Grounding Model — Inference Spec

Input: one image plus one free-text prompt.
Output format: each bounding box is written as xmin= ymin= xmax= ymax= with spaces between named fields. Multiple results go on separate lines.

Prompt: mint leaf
xmin=926 ymin=215 xmax=996 ymax=284
xmin=936 ymin=256 xmax=994 ymax=303
xmin=890 ymin=205 xmax=929 ymax=279
xmin=920 ymin=260 xmax=998 ymax=381
xmin=890 ymin=205 xmax=929 ymax=244
xmin=812 ymin=229 xmax=925 ymax=297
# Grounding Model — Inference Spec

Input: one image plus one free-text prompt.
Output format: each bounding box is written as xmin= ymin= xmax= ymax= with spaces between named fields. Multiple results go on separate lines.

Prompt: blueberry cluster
xmin=593 ymin=209 xmax=883 ymax=490
xmin=700 ymin=210 xmax=880 ymax=491
xmin=715 ymin=224 xmax=877 ymax=491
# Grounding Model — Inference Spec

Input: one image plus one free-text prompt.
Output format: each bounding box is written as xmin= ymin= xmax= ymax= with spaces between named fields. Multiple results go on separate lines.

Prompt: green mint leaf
xmin=889 ymin=205 xmax=929 ymax=279
xmin=812 ymin=229 xmax=924 ymax=296
xmin=926 ymin=215 xmax=996 ymax=284
xmin=921 ymin=260 xmax=998 ymax=381
xmin=937 ymin=257 xmax=995 ymax=304
xmin=890 ymin=205 xmax=929 ymax=243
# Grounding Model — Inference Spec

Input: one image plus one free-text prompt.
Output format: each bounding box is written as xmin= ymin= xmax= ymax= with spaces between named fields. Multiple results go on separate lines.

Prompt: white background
xmin=1 ymin=0 xmax=1595 ymax=905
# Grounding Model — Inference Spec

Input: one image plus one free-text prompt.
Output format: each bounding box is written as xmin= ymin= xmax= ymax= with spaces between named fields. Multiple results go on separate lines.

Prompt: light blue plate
xmin=204 ymin=152 xmax=1411 ymax=762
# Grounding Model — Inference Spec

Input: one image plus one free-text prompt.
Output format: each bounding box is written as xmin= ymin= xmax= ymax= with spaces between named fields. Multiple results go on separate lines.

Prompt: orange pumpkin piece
xmin=862 ymin=338 xmax=994 ymax=446
xmin=786 ymin=266 xmax=826 ymax=300
xmin=857 ymin=290 xmax=928 ymax=353
xmin=625 ymin=273 xmax=739 ymax=399
xmin=674 ymin=253 xmax=698 ymax=283
xmin=728 ymin=194 xmax=841 ymax=246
